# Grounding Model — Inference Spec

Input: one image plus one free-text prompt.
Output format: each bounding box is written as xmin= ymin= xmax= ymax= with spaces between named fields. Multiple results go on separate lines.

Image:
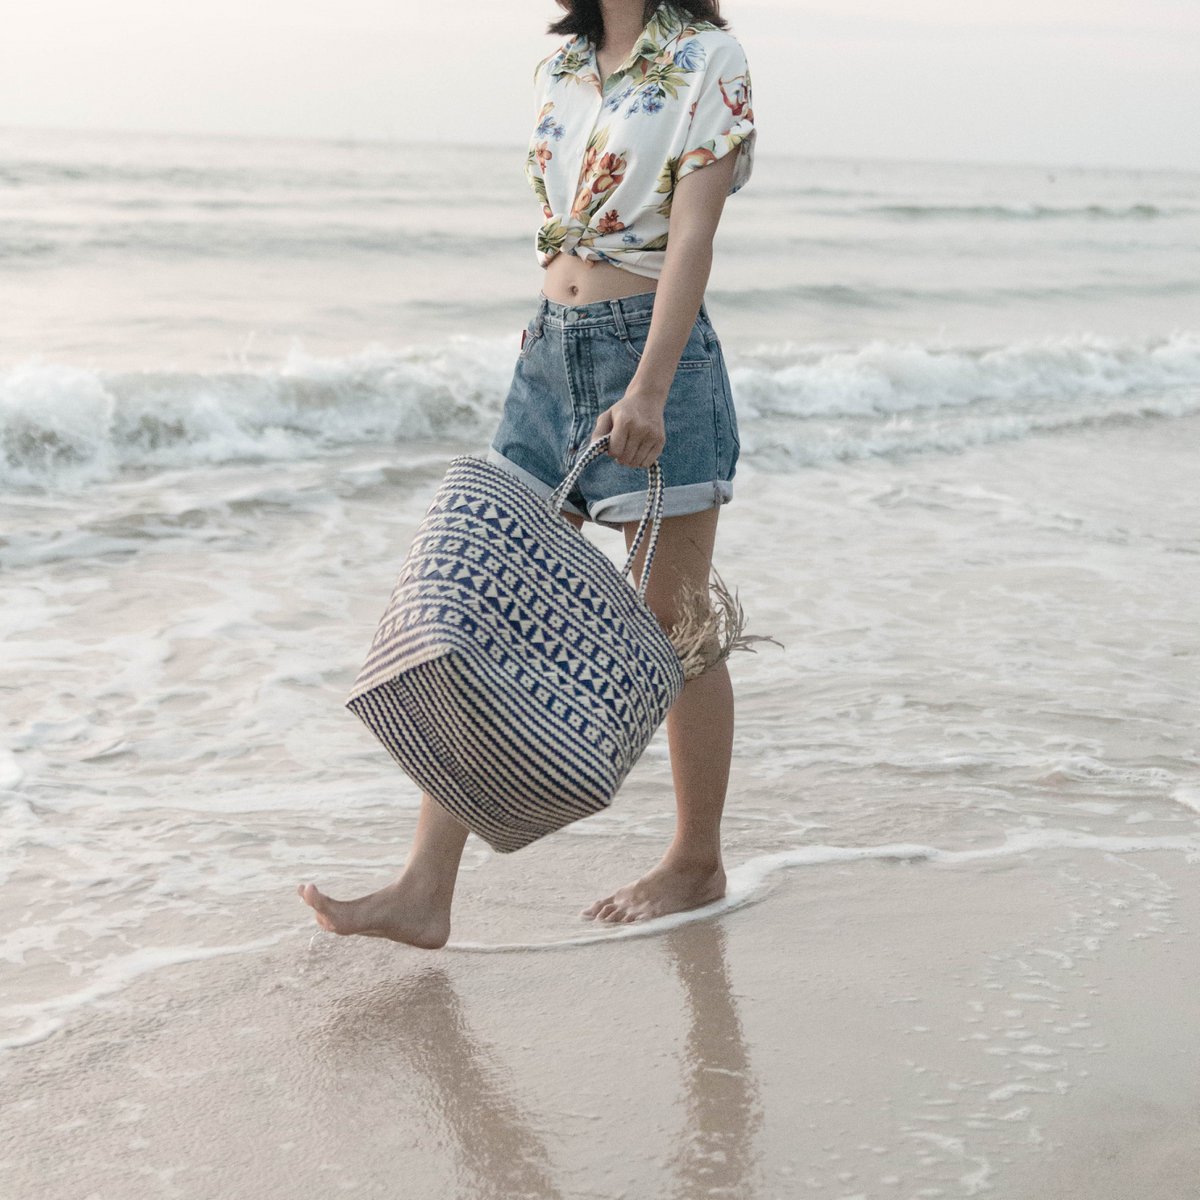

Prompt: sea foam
xmin=445 ymin=826 xmax=1200 ymax=953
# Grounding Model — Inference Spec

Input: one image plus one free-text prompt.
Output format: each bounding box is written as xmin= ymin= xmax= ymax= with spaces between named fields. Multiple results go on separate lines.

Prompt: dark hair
xmin=546 ymin=1 xmax=729 ymax=45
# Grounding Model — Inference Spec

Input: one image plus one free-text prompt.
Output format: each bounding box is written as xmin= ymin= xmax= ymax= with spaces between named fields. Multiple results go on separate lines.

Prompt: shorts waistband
xmin=536 ymin=289 xmax=711 ymax=331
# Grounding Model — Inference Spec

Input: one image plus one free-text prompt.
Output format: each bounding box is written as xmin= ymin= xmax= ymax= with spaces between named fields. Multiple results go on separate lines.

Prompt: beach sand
xmin=4 ymin=842 xmax=1198 ymax=1199
xmin=4 ymin=412 xmax=1199 ymax=1198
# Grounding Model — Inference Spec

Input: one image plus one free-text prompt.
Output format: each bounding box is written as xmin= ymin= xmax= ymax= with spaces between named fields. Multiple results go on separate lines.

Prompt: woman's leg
xmin=298 ymin=792 xmax=469 ymax=948
xmin=575 ymin=505 xmax=732 ymax=922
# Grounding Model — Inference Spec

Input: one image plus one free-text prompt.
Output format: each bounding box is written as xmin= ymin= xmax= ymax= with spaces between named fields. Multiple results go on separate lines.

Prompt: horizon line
xmin=1 ymin=122 xmax=1197 ymax=179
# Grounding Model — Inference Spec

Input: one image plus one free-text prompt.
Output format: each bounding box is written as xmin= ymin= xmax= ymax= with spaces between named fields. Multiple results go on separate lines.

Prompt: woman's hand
xmin=590 ymin=384 xmax=668 ymax=469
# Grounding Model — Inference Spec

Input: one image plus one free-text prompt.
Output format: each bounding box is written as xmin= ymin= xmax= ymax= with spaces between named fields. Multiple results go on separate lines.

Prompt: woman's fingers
xmin=600 ymin=411 xmax=664 ymax=468
xmin=621 ymin=442 xmax=647 ymax=468
xmin=626 ymin=440 xmax=664 ymax=469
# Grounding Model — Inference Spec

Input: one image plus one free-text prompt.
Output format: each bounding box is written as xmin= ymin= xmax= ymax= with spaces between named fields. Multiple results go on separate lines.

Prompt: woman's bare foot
xmin=582 ymin=856 xmax=726 ymax=924
xmin=297 ymin=872 xmax=451 ymax=949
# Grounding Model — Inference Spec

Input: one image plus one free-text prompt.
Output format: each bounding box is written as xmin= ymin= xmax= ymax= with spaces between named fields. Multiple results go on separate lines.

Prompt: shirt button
xmin=566 ymin=311 xmax=579 ymax=324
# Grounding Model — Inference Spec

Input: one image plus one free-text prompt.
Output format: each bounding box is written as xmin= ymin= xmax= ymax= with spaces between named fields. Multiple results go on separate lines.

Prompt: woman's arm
xmin=592 ymin=146 xmax=740 ymax=470
xmin=630 ymin=149 xmax=738 ymax=400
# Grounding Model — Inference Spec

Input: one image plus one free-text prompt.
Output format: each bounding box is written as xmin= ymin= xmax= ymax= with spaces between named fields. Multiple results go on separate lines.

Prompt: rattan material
xmin=345 ymin=438 xmax=686 ymax=853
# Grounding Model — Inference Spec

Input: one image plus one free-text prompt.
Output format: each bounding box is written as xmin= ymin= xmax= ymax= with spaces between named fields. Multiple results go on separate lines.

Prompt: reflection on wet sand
xmin=307 ymin=920 xmax=759 ymax=1197
xmin=313 ymin=966 xmax=561 ymax=1200
xmin=665 ymin=921 xmax=764 ymax=1199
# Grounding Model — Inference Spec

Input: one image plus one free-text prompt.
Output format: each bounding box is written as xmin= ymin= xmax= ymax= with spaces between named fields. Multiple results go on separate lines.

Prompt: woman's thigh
xmin=620 ymin=506 xmax=720 ymax=628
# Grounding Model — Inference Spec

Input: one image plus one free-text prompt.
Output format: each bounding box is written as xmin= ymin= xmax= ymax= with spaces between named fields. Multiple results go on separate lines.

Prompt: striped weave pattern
xmin=346 ymin=455 xmax=687 ymax=853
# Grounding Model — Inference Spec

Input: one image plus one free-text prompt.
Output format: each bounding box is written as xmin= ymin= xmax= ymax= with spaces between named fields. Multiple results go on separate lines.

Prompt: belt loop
xmin=609 ymin=298 xmax=628 ymax=339
xmin=534 ymin=296 xmax=547 ymax=335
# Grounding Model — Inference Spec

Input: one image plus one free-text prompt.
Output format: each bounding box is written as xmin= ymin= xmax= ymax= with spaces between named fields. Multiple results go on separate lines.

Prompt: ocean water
xmin=2 ymin=121 xmax=1199 ymax=1131
xmin=4 ymin=128 xmax=1200 ymax=489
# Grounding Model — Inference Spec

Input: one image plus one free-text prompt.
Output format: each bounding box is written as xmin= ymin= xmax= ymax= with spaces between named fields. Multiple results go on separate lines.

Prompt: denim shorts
xmin=487 ymin=289 xmax=740 ymax=530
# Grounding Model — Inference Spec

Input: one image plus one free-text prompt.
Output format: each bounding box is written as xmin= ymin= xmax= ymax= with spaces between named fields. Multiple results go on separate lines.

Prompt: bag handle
xmin=546 ymin=435 xmax=664 ymax=605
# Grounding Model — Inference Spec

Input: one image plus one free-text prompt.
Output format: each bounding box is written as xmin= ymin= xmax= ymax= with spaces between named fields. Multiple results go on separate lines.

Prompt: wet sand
xmin=3 ymin=837 xmax=1198 ymax=1199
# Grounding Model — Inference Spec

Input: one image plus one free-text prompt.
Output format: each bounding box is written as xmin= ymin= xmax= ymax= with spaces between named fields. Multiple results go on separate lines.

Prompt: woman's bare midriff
xmin=542 ymin=250 xmax=658 ymax=306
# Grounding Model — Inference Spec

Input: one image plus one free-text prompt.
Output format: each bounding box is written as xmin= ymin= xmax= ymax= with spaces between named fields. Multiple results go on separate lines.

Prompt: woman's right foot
xmin=297 ymin=874 xmax=451 ymax=949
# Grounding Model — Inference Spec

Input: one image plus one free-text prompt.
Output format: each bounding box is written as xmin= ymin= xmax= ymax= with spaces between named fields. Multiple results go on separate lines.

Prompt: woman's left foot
xmin=582 ymin=858 xmax=726 ymax=923
xmin=297 ymin=875 xmax=451 ymax=949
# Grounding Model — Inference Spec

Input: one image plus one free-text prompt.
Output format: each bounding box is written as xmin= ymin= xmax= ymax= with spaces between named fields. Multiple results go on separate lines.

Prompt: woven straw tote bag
xmin=344 ymin=435 xmax=688 ymax=853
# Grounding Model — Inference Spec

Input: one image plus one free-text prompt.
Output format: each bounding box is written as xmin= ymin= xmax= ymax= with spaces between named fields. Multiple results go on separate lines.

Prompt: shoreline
xmin=3 ymin=844 xmax=1197 ymax=1198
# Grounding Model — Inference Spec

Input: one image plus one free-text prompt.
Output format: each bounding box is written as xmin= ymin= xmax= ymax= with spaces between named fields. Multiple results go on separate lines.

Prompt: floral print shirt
xmin=525 ymin=1 xmax=756 ymax=280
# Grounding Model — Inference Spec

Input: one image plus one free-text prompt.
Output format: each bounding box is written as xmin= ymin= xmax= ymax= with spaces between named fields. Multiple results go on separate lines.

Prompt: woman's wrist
xmin=624 ymin=376 xmax=671 ymax=410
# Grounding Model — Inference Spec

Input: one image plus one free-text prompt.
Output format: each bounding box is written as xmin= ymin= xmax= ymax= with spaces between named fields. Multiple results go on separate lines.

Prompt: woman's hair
xmin=546 ymin=1 xmax=729 ymax=43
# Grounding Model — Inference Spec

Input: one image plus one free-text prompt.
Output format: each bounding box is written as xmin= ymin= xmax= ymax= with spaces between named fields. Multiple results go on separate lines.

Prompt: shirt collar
xmin=550 ymin=2 xmax=685 ymax=84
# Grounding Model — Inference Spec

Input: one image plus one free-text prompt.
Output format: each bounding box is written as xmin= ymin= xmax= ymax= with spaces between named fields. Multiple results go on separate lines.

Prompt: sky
xmin=2 ymin=0 xmax=1198 ymax=171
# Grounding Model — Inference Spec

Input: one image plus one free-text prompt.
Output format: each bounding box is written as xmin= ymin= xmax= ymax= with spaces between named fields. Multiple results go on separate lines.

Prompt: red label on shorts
xmin=520 ymin=329 xmax=528 ymax=350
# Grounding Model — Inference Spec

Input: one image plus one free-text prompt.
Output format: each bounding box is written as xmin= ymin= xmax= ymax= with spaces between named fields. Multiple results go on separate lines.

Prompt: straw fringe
xmin=666 ymin=566 xmax=786 ymax=681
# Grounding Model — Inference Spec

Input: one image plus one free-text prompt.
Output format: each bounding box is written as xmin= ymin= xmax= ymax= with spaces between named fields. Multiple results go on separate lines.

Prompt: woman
xmin=299 ymin=0 xmax=756 ymax=947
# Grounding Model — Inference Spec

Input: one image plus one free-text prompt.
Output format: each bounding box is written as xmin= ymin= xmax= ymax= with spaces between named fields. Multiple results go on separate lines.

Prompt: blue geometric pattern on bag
xmin=345 ymin=454 xmax=685 ymax=853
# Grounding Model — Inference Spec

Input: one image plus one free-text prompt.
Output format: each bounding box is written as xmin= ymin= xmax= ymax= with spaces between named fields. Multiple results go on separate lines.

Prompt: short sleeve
xmin=533 ymin=48 xmax=565 ymax=121
xmin=532 ymin=52 xmax=551 ymax=116
xmin=676 ymin=37 xmax=756 ymax=195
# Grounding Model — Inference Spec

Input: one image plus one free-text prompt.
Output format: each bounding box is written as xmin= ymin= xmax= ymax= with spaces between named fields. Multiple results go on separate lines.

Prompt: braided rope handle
xmin=546 ymin=434 xmax=664 ymax=605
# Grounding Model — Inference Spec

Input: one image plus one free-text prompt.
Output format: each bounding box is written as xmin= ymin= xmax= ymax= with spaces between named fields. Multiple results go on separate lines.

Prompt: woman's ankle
xmin=394 ymin=857 xmax=459 ymax=907
xmin=662 ymin=843 xmax=724 ymax=876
